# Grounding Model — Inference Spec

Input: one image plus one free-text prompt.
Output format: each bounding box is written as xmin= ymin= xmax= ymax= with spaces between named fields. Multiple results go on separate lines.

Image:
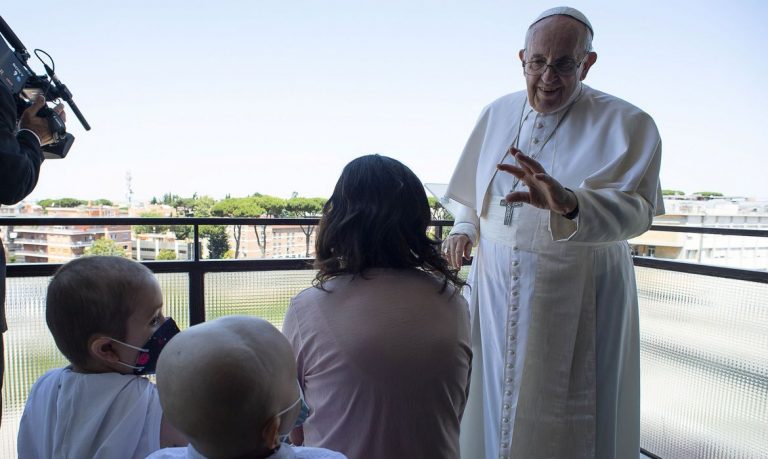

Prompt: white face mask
xmin=276 ymin=382 xmax=309 ymax=441
xmin=275 ymin=394 xmax=302 ymax=418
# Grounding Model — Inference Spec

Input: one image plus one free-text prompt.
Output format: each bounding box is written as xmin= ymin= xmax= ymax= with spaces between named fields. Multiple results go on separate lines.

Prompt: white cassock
xmin=446 ymin=83 xmax=664 ymax=459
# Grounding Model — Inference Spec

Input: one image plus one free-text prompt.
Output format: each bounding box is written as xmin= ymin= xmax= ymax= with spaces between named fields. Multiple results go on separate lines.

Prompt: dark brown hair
xmin=46 ymin=256 xmax=157 ymax=368
xmin=313 ymin=154 xmax=465 ymax=292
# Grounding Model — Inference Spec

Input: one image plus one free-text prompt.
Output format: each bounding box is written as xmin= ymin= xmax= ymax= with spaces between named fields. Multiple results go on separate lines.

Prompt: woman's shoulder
xmin=289 ymin=270 xmax=467 ymax=309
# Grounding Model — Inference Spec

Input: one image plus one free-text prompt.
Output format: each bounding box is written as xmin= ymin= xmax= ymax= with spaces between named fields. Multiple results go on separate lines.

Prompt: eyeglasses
xmin=522 ymin=55 xmax=586 ymax=76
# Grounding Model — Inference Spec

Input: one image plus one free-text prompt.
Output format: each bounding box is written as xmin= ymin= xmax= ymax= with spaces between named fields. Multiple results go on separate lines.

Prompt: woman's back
xmin=283 ymin=268 xmax=471 ymax=459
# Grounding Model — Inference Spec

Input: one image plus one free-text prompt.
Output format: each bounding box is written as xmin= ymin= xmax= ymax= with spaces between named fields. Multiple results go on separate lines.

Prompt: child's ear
xmin=89 ymin=335 xmax=120 ymax=364
xmin=261 ymin=416 xmax=281 ymax=450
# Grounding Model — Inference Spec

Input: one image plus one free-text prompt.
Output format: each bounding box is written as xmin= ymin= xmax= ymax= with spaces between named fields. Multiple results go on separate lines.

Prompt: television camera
xmin=0 ymin=15 xmax=89 ymax=159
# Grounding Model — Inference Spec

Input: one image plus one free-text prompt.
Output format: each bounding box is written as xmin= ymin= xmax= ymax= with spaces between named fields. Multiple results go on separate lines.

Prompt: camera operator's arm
xmin=0 ymin=88 xmax=46 ymax=205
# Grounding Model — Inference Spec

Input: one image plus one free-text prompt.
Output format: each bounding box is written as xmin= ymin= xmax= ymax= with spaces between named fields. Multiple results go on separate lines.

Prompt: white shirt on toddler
xmin=146 ymin=443 xmax=347 ymax=459
xmin=18 ymin=367 xmax=163 ymax=459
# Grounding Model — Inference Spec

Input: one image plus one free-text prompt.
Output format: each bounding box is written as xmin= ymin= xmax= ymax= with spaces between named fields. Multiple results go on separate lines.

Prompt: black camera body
xmin=0 ymin=15 xmax=88 ymax=158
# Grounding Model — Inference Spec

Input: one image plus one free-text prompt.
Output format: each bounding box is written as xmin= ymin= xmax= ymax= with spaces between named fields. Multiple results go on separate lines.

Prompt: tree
xmin=427 ymin=196 xmax=451 ymax=220
xmin=85 ymin=238 xmax=127 ymax=257
xmin=427 ymin=196 xmax=453 ymax=239
xmin=38 ymin=198 xmax=86 ymax=208
xmin=285 ymin=197 xmax=326 ymax=257
xmin=56 ymin=197 xmax=86 ymax=207
xmin=211 ymin=198 xmax=265 ymax=258
xmin=94 ymin=198 xmax=113 ymax=206
xmin=662 ymin=189 xmax=685 ymax=196
xmin=161 ymin=193 xmax=181 ymax=205
xmin=167 ymin=193 xmax=216 ymax=217
xmin=200 ymin=225 xmax=230 ymax=259
xmin=251 ymin=194 xmax=287 ymax=258
xmin=170 ymin=224 xmax=193 ymax=241
xmin=134 ymin=211 xmax=192 ymax=240
xmin=156 ymin=249 xmax=177 ymax=260
xmin=186 ymin=195 xmax=216 ymax=217
xmin=694 ymin=191 xmax=724 ymax=198
xmin=134 ymin=211 xmax=169 ymax=235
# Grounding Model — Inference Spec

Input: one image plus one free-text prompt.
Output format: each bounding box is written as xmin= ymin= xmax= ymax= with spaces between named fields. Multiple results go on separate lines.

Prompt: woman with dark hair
xmin=283 ymin=155 xmax=471 ymax=459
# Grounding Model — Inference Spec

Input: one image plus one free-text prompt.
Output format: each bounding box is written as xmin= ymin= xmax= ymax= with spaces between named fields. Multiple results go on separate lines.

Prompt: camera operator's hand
xmin=19 ymin=96 xmax=65 ymax=146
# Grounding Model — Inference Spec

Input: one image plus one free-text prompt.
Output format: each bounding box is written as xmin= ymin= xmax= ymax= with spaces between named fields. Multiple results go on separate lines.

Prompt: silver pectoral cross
xmin=500 ymin=199 xmax=523 ymax=225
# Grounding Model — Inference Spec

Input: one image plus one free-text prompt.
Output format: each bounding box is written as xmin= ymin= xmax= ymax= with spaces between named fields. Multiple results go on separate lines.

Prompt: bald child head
xmin=156 ymin=316 xmax=300 ymax=459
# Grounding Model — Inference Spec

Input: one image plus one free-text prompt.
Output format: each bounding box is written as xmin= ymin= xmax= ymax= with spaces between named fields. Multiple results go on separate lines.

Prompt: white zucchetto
xmin=531 ymin=6 xmax=593 ymax=36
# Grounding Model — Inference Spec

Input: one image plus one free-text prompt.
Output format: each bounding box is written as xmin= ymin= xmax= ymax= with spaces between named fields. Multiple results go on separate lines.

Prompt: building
xmin=133 ymin=232 xmax=192 ymax=261
xmin=229 ymin=222 xmax=318 ymax=259
xmin=630 ymin=197 xmax=768 ymax=270
xmin=3 ymin=204 xmax=131 ymax=263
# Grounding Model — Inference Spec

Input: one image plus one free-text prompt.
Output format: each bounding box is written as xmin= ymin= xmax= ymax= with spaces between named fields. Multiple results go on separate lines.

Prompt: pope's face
xmin=519 ymin=16 xmax=596 ymax=113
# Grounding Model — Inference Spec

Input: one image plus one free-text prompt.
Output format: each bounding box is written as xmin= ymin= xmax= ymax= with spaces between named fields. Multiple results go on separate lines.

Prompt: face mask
xmin=293 ymin=385 xmax=310 ymax=429
xmin=110 ymin=317 xmax=180 ymax=375
xmin=278 ymin=382 xmax=310 ymax=442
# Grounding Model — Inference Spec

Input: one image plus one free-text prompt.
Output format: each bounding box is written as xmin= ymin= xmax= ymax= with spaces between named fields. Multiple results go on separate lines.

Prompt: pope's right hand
xmin=444 ymin=234 xmax=472 ymax=268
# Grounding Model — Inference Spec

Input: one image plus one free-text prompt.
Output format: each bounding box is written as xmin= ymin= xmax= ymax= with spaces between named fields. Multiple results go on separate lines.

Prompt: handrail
xmin=0 ymin=217 xmax=323 ymax=226
xmin=650 ymin=224 xmax=768 ymax=237
xmin=4 ymin=217 xmax=766 ymax=234
xmin=3 ymin=218 xmax=767 ymax=286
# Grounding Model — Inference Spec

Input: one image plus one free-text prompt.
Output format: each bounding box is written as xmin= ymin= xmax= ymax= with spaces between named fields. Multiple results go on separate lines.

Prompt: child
xmin=17 ymin=256 xmax=187 ymax=458
xmin=146 ymin=315 xmax=345 ymax=459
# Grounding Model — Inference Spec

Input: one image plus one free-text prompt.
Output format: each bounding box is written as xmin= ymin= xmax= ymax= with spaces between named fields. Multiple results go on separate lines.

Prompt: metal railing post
xmin=189 ymin=224 xmax=205 ymax=325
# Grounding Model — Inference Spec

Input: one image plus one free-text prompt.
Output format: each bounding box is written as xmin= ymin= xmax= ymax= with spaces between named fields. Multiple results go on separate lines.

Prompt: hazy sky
xmin=3 ymin=1 xmax=767 ymax=202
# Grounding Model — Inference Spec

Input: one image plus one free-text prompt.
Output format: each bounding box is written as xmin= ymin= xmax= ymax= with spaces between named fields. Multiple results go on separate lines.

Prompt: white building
xmin=631 ymin=197 xmax=768 ymax=270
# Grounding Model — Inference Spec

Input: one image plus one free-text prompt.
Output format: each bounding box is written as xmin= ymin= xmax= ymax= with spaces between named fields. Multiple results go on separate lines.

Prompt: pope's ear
xmin=518 ymin=49 xmax=525 ymax=63
xmin=89 ymin=335 xmax=119 ymax=364
xmin=580 ymin=52 xmax=597 ymax=80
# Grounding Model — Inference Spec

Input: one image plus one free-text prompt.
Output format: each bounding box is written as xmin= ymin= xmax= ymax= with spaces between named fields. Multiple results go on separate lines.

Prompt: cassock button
xmin=512 ymin=261 xmax=519 ymax=266
xmin=532 ymin=138 xmax=540 ymax=144
xmin=512 ymin=276 xmax=519 ymax=281
xmin=504 ymin=404 xmax=510 ymax=410
xmin=505 ymin=390 xmax=512 ymax=396
xmin=502 ymin=417 xmax=509 ymax=423
xmin=536 ymin=122 xmax=544 ymax=128
xmin=512 ymin=291 xmax=519 ymax=297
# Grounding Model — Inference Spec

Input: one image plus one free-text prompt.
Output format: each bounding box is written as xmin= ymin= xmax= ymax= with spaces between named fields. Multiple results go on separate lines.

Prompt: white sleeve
xmin=549 ymin=189 xmax=654 ymax=242
xmin=447 ymin=201 xmax=480 ymax=246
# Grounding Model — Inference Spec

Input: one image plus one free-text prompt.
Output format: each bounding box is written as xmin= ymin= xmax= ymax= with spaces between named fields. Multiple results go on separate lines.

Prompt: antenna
xmin=125 ymin=171 xmax=134 ymax=206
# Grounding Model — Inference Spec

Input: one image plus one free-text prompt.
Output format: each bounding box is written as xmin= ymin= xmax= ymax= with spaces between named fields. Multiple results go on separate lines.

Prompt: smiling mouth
xmin=538 ymin=87 xmax=561 ymax=95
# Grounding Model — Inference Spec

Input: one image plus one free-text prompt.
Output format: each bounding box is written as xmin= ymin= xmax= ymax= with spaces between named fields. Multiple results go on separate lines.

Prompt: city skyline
xmin=2 ymin=1 xmax=767 ymax=202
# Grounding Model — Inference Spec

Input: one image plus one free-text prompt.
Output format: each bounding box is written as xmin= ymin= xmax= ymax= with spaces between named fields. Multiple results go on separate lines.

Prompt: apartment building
xmin=630 ymin=197 xmax=768 ymax=270
xmin=4 ymin=205 xmax=131 ymax=263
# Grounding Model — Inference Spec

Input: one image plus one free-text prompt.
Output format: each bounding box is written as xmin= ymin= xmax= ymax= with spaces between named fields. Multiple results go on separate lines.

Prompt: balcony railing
xmin=1 ymin=217 xmax=766 ymax=458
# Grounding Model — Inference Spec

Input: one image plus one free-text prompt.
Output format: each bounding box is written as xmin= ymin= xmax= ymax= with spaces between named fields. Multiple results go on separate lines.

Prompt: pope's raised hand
xmin=497 ymin=148 xmax=577 ymax=216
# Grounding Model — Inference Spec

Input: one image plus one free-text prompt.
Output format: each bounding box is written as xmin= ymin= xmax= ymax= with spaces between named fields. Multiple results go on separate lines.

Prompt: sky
xmin=2 ymin=1 xmax=767 ymax=203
